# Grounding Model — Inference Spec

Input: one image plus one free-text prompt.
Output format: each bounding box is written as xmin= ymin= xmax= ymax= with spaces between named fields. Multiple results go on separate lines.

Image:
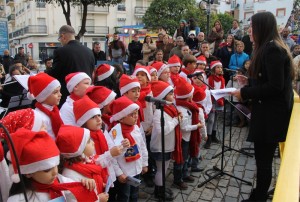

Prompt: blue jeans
xmin=112 ymin=57 xmax=123 ymax=67
xmin=173 ymin=140 xmax=189 ymax=183
xmin=114 ymin=174 xmax=140 ymax=202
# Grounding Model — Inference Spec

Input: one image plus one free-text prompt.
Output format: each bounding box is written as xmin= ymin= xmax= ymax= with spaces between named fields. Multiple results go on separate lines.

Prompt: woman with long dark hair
xmin=232 ymin=12 xmax=294 ymax=201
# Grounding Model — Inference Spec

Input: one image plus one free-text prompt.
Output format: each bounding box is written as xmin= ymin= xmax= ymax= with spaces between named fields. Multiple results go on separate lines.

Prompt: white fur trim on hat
xmin=211 ymin=61 xmax=222 ymax=69
xmin=110 ymin=103 xmax=140 ymax=123
xmin=133 ymin=68 xmax=151 ymax=81
xmin=60 ymin=128 xmax=90 ymax=158
xmin=150 ymin=68 xmax=157 ymax=74
xmin=176 ymin=86 xmax=195 ymax=99
xmin=67 ymin=73 xmax=91 ymax=93
xmin=120 ymin=82 xmax=140 ymax=96
xmin=32 ymin=111 xmax=43 ymax=132
xmin=77 ymin=108 xmax=101 ymax=127
xmin=97 ymin=65 xmax=115 ymax=81
xmin=99 ymin=91 xmax=116 ymax=109
xmin=20 ymin=155 xmax=60 ymax=174
xmin=156 ymin=86 xmax=174 ymax=100
xmin=34 ymin=80 xmax=60 ymax=103
xmin=157 ymin=64 xmax=169 ymax=78
xmin=167 ymin=63 xmax=181 ymax=68
xmin=196 ymin=60 xmax=206 ymax=65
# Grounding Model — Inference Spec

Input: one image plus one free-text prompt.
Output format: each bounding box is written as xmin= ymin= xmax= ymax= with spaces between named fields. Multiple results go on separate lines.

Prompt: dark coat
xmin=47 ymin=40 xmax=95 ymax=107
xmin=241 ymin=42 xmax=294 ymax=143
xmin=93 ymin=51 xmax=106 ymax=65
xmin=128 ymin=40 xmax=143 ymax=65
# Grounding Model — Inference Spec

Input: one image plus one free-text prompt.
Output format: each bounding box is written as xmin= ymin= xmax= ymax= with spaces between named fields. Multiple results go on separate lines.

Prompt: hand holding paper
xmin=210 ymin=88 xmax=237 ymax=100
xmin=109 ymin=123 xmax=124 ymax=146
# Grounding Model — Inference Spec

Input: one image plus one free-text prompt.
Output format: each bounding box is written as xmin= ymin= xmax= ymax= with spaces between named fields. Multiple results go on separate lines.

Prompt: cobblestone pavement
xmin=139 ymin=114 xmax=280 ymax=202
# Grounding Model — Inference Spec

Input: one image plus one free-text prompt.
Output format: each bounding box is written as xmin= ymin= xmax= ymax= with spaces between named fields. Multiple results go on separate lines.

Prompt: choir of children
xmin=0 ymin=57 xmax=227 ymax=201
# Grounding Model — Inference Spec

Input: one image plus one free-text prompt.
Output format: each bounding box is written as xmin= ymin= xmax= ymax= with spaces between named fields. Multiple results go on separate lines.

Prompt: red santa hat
xmin=132 ymin=66 xmax=151 ymax=81
xmin=210 ymin=60 xmax=222 ymax=69
xmin=175 ymin=77 xmax=194 ymax=99
xmin=0 ymin=108 xmax=43 ymax=138
xmin=167 ymin=55 xmax=181 ymax=68
xmin=8 ymin=128 xmax=60 ymax=183
xmin=110 ymin=96 xmax=140 ymax=123
xmin=73 ymin=96 xmax=101 ymax=127
xmin=86 ymin=86 xmax=117 ymax=109
xmin=95 ymin=64 xmax=115 ymax=81
xmin=65 ymin=72 xmax=91 ymax=93
xmin=151 ymin=61 xmax=168 ymax=78
xmin=27 ymin=73 xmax=60 ymax=103
xmin=196 ymin=55 xmax=207 ymax=65
xmin=56 ymin=125 xmax=90 ymax=159
xmin=149 ymin=66 xmax=157 ymax=75
xmin=151 ymin=81 xmax=174 ymax=100
xmin=119 ymin=74 xmax=140 ymax=96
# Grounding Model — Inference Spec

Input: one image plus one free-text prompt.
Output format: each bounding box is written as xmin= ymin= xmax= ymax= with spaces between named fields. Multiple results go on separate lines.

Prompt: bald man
xmin=1 ymin=50 xmax=14 ymax=73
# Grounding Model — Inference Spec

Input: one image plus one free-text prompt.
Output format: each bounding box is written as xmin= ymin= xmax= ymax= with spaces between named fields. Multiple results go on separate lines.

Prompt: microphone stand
xmin=0 ymin=123 xmax=28 ymax=202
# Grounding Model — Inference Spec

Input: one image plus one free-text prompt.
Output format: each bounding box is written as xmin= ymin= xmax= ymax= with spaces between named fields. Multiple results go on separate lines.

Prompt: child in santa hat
xmin=179 ymin=54 xmax=197 ymax=84
xmin=150 ymin=81 xmax=182 ymax=201
xmin=167 ymin=54 xmax=182 ymax=87
xmin=60 ymin=72 xmax=91 ymax=126
xmin=7 ymin=128 xmax=98 ymax=202
xmin=86 ymin=85 xmax=117 ymax=130
xmin=149 ymin=66 xmax=158 ymax=82
xmin=196 ymin=55 xmax=208 ymax=82
xmin=27 ymin=73 xmax=63 ymax=139
xmin=151 ymin=61 xmax=170 ymax=83
xmin=173 ymin=77 xmax=203 ymax=190
xmin=109 ymin=96 xmax=148 ymax=202
xmin=56 ymin=125 xmax=110 ymax=201
xmin=204 ymin=60 xmax=225 ymax=149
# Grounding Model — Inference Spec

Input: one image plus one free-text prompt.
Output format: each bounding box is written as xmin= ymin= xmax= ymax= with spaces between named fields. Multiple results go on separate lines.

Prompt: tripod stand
xmin=198 ymin=99 xmax=252 ymax=187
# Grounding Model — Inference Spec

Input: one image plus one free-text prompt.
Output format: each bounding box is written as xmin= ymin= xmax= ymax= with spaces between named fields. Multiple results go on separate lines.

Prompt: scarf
xmin=33 ymin=178 xmax=98 ymax=201
xmin=175 ymin=99 xmax=201 ymax=158
xmin=120 ymin=123 xmax=141 ymax=162
xmin=164 ymin=105 xmax=183 ymax=164
xmin=64 ymin=161 xmax=107 ymax=194
xmin=136 ymin=101 xmax=145 ymax=127
xmin=208 ymin=75 xmax=225 ymax=106
xmin=35 ymin=102 xmax=63 ymax=136
xmin=138 ymin=84 xmax=152 ymax=109
xmin=170 ymin=72 xmax=180 ymax=87
xmin=230 ymin=27 xmax=240 ymax=35
xmin=70 ymin=93 xmax=82 ymax=101
xmin=180 ymin=67 xmax=192 ymax=77
xmin=101 ymin=113 xmax=111 ymax=127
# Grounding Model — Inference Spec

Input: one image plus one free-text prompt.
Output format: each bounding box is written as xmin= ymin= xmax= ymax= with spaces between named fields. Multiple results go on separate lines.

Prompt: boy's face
xmin=83 ymin=138 xmax=95 ymax=157
xmin=165 ymin=91 xmax=175 ymax=102
xmin=120 ymin=109 xmax=138 ymax=126
xmin=151 ymin=71 xmax=158 ymax=82
xmin=27 ymin=166 xmax=58 ymax=185
xmin=124 ymin=87 xmax=140 ymax=102
xmin=196 ymin=63 xmax=206 ymax=70
xmin=135 ymin=71 xmax=148 ymax=87
xmin=170 ymin=66 xmax=180 ymax=74
xmin=73 ymin=78 xmax=91 ymax=97
xmin=43 ymin=86 xmax=62 ymax=106
xmin=159 ymin=68 xmax=170 ymax=82
xmin=85 ymin=114 xmax=102 ymax=131
xmin=187 ymin=62 xmax=196 ymax=72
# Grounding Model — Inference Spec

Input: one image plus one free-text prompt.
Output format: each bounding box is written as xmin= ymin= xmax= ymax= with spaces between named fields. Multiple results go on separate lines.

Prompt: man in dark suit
xmin=47 ymin=25 xmax=95 ymax=107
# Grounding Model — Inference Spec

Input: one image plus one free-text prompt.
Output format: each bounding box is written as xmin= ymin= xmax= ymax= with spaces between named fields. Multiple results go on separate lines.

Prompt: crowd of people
xmin=0 ymin=12 xmax=297 ymax=202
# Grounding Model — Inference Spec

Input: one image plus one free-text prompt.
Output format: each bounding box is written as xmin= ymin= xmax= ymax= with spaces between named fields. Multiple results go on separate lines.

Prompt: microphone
xmin=223 ymin=68 xmax=237 ymax=73
xmin=145 ymin=96 xmax=173 ymax=105
xmin=187 ymin=71 xmax=204 ymax=78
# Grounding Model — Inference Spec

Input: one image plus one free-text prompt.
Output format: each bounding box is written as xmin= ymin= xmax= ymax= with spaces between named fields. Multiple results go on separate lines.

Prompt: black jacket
xmin=128 ymin=40 xmax=143 ymax=65
xmin=241 ymin=41 xmax=293 ymax=143
xmin=94 ymin=51 xmax=106 ymax=65
xmin=47 ymin=40 xmax=95 ymax=107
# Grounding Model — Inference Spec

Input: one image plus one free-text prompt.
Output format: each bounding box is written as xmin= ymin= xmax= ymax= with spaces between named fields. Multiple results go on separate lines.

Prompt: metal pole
xmin=206 ymin=2 xmax=211 ymax=37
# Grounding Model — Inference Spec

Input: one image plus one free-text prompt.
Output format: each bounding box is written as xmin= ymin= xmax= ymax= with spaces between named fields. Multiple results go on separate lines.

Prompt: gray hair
xmin=59 ymin=25 xmax=75 ymax=35
xmin=176 ymin=36 xmax=184 ymax=41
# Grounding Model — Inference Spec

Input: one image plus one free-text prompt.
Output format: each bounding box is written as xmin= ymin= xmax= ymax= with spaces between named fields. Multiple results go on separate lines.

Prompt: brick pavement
xmin=140 ymin=114 xmax=281 ymax=202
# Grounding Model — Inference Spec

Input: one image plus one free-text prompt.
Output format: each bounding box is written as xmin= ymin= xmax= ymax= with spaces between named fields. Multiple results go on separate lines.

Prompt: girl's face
xmin=120 ymin=109 xmax=138 ymax=126
xmin=165 ymin=91 xmax=175 ymax=102
xmin=74 ymin=78 xmax=91 ymax=97
xmin=196 ymin=63 xmax=206 ymax=70
xmin=136 ymin=71 xmax=149 ymax=87
xmin=42 ymin=86 xmax=62 ymax=106
xmin=226 ymin=35 xmax=233 ymax=45
xmin=244 ymin=61 xmax=251 ymax=70
xmin=214 ymin=66 xmax=223 ymax=75
xmin=84 ymin=138 xmax=95 ymax=157
xmin=215 ymin=22 xmax=221 ymax=30
xmin=124 ymin=87 xmax=140 ymax=102
xmin=146 ymin=37 xmax=151 ymax=43
xmin=191 ymin=76 xmax=203 ymax=86
xmin=151 ymin=71 xmax=158 ymax=81
xmin=27 ymin=166 xmax=58 ymax=185
xmin=85 ymin=114 xmax=102 ymax=131
xmin=159 ymin=68 xmax=170 ymax=82
xmin=170 ymin=66 xmax=180 ymax=74
xmin=248 ymin=21 xmax=254 ymax=42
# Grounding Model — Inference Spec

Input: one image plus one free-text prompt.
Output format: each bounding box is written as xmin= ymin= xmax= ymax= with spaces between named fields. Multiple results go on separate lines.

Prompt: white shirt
xmin=177 ymin=105 xmax=199 ymax=142
xmin=179 ymin=71 xmax=192 ymax=84
xmin=34 ymin=104 xmax=56 ymax=140
xmin=196 ymin=88 xmax=212 ymax=115
xmin=60 ymin=96 xmax=79 ymax=126
xmin=141 ymin=92 xmax=154 ymax=132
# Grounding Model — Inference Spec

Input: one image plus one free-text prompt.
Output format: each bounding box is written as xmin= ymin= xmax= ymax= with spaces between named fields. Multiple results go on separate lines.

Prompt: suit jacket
xmin=241 ymin=41 xmax=294 ymax=143
xmin=48 ymin=40 xmax=95 ymax=107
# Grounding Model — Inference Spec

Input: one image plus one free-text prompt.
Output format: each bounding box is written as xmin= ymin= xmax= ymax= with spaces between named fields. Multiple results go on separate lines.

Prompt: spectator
xmin=186 ymin=18 xmax=201 ymax=39
xmin=47 ymin=25 xmax=95 ymax=107
xmin=173 ymin=19 xmax=188 ymax=41
xmin=43 ymin=58 xmax=53 ymax=73
xmin=109 ymin=33 xmax=126 ymax=66
xmin=181 ymin=45 xmax=191 ymax=60
xmin=242 ymin=34 xmax=253 ymax=57
xmin=291 ymin=44 xmax=300 ymax=58
xmin=186 ymin=31 xmax=199 ymax=55
xmin=169 ymin=36 xmax=185 ymax=59
xmin=26 ymin=58 xmax=38 ymax=71
xmin=0 ymin=64 xmax=5 ymax=83
xmin=199 ymin=41 xmax=218 ymax=69
xmin=128 ymin=34 xmax=143 ymax=73
xmin=157 ymin=34 xmax=174 ymax=61
xmin=207 ymin=20 xmax=224 ymax=55
xmin=156 ymin=32 xmax=164 ymax=47
xmin=93 ymin=41 xmax=106 ymax=65
xmin=228 ymin=41 xmax=249 ymax=71
xmin=1 ymin=50 xmax=14 ymax=73
xmin=281 ymin=27 xmax=295 ymax=50
xmin=227 ymin=19 xmax=243 ymax=40
xmin=142 ymin=35 xmax=156 ymax=63
xmin=14 ymin=47 xmax=28 ymax=66
xmin=148 ymin=49 xmax=166 ymax=65
xmin=197 ymin=32 xmax=206 ymax=50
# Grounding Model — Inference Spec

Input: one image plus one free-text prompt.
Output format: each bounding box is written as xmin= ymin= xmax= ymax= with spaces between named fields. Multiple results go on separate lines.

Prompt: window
xmin=37 ymin=18 xmax=46 ymax=26
xmin=117 ymin=18 xmax=126 ymax=26
xmin=276 ymin=8 xmax=286 ymax=17
xmin=36 ymin=0 xmax=46 ymax=8
xmin=244 ymin=11 xmax=254 ymax=21
xmin=117 ymin=1 xmax=126 ymax=11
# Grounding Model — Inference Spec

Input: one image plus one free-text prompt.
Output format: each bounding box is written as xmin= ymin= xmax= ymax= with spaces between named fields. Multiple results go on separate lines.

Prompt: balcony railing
xmin=134 ymin=7 xmax=148 ymax=15
xmin=244 ymin=3 xmax=254 ymax=10
xmin=87 ymin=5 xmax=109 ymax=13
xmin=8 ymin=14 xmax=15 ymax=21
xmin=8 ymin=25 xmax=47 ymax=39
xmin=78 ymin=26 xmax=109 ymax=35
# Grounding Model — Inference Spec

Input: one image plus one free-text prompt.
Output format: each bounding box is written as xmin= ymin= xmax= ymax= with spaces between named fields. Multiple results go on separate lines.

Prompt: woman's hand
xmin=231 ymin=90 xmax=242 ymax=101
xmin=117 ymin=174 xmax=127 ymax=183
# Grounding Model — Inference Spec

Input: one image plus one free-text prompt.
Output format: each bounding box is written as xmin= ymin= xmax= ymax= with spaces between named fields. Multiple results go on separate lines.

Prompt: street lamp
xmin=199 ymin=0 xmax=214 ymax=37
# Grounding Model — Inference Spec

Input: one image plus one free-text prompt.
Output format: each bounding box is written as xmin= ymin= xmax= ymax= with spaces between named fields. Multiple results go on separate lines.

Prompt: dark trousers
xmin=173 ymin=140 xmax=190 ymax=183
xmin=253 ymin=141 xmax=278 ymax=201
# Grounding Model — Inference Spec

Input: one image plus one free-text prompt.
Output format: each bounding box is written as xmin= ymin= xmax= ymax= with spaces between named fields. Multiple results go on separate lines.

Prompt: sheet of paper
xmin=105 ymin=176 xmax=113 ymax=193
xmin=126 ymin=176 xmax=141 ymax=187
xmin=210 ymin=88 xmax=237 ymax=100
xmin=13 ymin=75 xmax=30 ymax=90
xmin=109 ymin=123 xmax=124 ymax=146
